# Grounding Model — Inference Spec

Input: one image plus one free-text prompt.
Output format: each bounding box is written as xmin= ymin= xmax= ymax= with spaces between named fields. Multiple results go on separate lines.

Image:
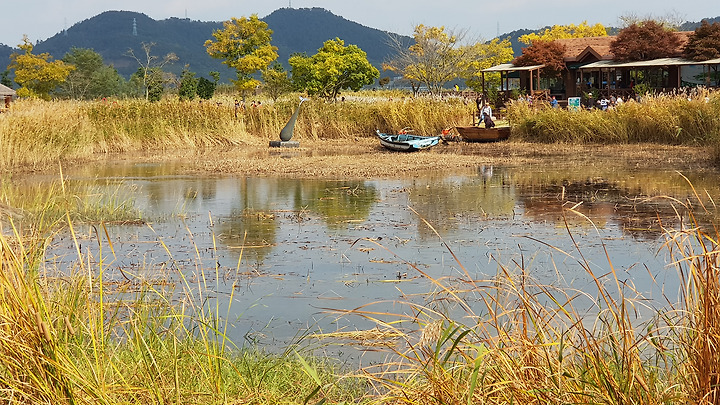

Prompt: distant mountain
xmin=0 ymin=44 xmax=13 ymax=77
xmin=680 ymin=16 xmax=720 ymax=31
xmin=1 ymin=8 xmax=409 ymax=83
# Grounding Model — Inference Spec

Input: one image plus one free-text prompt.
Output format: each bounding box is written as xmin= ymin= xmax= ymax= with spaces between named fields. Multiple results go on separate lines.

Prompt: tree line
xmin=4 ymin=13 xmax=718 ymax=103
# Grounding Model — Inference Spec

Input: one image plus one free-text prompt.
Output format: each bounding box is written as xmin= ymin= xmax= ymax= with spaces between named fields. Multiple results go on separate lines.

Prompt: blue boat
xmin=375 ymin=129 xmax=441 ymax=152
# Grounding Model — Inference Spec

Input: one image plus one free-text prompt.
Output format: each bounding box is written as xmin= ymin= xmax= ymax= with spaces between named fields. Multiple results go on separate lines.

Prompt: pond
xmin=37 ymin=159 xmax=720 ymax=363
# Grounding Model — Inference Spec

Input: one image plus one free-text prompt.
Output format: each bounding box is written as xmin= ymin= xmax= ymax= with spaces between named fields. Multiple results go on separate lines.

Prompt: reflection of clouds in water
xmin=479 ymin=165 xmax=493 ymax=179
xmin=34 ymin=164 xmax=718 ymax=361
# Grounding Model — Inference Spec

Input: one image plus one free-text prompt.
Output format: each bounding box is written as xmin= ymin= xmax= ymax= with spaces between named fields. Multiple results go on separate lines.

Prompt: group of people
xmin=591 ymin=94 xmax=624 ymax=111
xmin=233 ymin=99 xmax=263 ymax=118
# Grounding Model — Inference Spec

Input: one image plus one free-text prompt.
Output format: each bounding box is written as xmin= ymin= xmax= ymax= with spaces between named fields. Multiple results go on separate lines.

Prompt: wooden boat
xmin=375 ymin=130 xmax=441 ymax=152
xmin=455 ymin=125 xmax=510 ymax=142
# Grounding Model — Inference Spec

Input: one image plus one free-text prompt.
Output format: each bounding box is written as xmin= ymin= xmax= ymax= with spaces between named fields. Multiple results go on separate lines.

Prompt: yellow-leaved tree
xmin=384 ymin=25 xmax=470 ymax=96
xmin=519 ymin=21 xmax=607 ymax=44
xmin=8 ymin=36 xmax=75 ymax=100
xmin=463 ymin=37 xmax=515 ymax=93
xmin=204 ymin=15 xmax=278 ymax=96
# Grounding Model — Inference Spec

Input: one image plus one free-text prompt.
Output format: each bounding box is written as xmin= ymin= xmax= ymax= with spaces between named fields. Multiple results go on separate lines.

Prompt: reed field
xmin=507 ymin=89 xmax=720 ymax=145
xmin=0 ymin=93 xmax=472 ymax=172
xmin=2 ymin=89 xmax=720 ymax=172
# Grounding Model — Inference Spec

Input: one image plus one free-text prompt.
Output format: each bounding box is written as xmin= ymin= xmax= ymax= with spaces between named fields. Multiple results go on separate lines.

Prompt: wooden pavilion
xmin=481 ymin=32 xmax=720 ymax=105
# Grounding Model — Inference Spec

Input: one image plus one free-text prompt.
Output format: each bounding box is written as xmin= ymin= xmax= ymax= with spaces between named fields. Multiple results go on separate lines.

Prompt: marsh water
xmin=33 ymin=158 xmax=720 ymax=361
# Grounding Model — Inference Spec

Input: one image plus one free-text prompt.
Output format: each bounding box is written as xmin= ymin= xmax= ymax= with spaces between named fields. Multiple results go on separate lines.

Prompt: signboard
xmin=567 ymin=97 xmax=581 ymax=111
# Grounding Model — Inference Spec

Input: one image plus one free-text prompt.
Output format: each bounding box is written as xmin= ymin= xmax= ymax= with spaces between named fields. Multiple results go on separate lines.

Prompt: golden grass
xmin=3 ymin=90 xmax=720 ymax=174
xmin=337 ymin=193 xmax=720 ymax=404
xmin=508 ymin=89 xmax=720 ymax=145
xmin=0 ymin=94 xmax=472 ymax=173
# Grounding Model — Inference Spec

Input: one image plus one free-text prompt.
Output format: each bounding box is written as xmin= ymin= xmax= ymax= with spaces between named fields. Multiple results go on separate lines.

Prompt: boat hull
xmin=375 ymin=130 xmax=441 ymax=152
xmin=455 ymin=126 xmax=510 ymax=142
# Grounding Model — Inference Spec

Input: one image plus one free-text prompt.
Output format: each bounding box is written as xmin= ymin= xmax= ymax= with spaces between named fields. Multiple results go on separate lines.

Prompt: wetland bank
xmin=2 ymin=95 xmax=720 ymax=404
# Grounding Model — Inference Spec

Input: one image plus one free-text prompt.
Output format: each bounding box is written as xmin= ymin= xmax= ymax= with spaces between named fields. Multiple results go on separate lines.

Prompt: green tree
xmin=196 ymin=71 xmax=219 ymax=100
xmin=178 ymin=66 xmax=198 ymax=100
xmin=204 ymin=15 xmax=278 ymax=96
xmin=289 ymin=38 xmax=379 ymax=101
xmin=519 ymin=21 xmax=607 ymax=44
xmin=383 ymin=25 xmax=470 ymax=96
xmin=0 ymin=70 xmax=12 ymax=88
xmin=8 ymin=35 xmax=74 ymax=99
xmin=513 ymin=40 xmax=567 ymax=77
xmin=146 ymin=67 xmax=165 ymax=102
xmin=59 ymin=47 xmax=123 ymax=99
xmin=610 ymin=20 xmax=683 ymax=62
xmin=463 ymin=37 xmax=514 ymax=92
xmin=261 ymin=62 xmax=292 ymax=101
xmin=126 ymin=42 xmax=178 ymax=100
xmin=196 ymin=77 xmax=215 ymax=100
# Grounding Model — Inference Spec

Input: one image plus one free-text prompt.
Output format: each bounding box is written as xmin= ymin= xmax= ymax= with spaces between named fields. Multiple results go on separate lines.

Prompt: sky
xmin=1 ymin=0 xmax=715 ymax=47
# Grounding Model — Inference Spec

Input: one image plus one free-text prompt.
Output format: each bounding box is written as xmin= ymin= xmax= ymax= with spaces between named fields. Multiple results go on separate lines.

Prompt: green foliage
xmin=178 ymin=66 xmax=198 ymax=101
xmin=261 ymin=62 xmax=292 ymax=101
xmin=610 ymin=20 xmax=684 ymax=61
xmin=126 ymin=42 xmax=178 ymax=101
xmin=8 ymin=36 xmax=74 ymax=100
xmin=289 ymin=38 xmax=379 ymax=100
xmin=132 ymin=67 xmax=165 ymax=102
xmin=204 ymin=15 xmax=278 ymax=94
xmin=59 ymin=47 xmax=124 ymax=100
xmin=1 ymin=70 xmax=12 ymax=88
xmin=196 ymin=77 xmax=216 ymax=100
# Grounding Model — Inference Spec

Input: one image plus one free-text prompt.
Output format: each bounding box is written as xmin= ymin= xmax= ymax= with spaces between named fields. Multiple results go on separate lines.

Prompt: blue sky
xmin=1 ymin=0 xmax=714 ymax=47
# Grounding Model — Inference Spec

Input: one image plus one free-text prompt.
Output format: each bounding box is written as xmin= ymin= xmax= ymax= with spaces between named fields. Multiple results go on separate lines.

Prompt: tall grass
xmin=508 ymin=89 xmax=720 ymax=145
xmin=0 ymin=94 xmax=472 ymax=172
xmin=340 ymin=195 xmax=720 ymax=404
xmin=0 ymin=201 xmax=367 ymax=404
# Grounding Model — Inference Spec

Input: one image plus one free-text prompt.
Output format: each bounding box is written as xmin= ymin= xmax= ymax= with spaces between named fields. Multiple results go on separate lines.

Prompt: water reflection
xmin=20 ymin=161 xmax=720 ymax=358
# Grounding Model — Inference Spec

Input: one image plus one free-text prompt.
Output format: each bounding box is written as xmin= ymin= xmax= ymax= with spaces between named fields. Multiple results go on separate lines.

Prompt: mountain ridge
xmin=1 ymin=8 xmax=409 ymax=82
xmin=1 ymin=9 xmax=718 ymax=84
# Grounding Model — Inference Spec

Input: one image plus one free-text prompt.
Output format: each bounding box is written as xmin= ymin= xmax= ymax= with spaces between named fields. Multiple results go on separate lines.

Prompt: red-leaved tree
xmin=512 ymin=40 xmax=567 ymax=77
xmin=610 ymin=20 xmax=683 ymax=61
xmin=683 ymin=20 xmax=720 ymax=61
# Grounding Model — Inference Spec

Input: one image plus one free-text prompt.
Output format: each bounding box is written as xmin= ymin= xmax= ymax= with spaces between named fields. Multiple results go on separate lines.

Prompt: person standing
xmin=481 ymin=103 xmax=495 ymax=128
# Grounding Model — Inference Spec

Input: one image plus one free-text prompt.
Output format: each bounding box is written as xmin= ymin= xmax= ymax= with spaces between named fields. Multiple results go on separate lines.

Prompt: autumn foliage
xmin=683 ymin=20 xmax=720 ymax=61
xmin=610 ymin=20 xmax=683 ymax=61
xmin=512 ymin=40 xmax=567 ymax=77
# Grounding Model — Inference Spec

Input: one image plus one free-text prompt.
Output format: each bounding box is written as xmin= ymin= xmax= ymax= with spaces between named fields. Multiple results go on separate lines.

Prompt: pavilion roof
xmin=0 ymin=83 xmax=16 ymax=97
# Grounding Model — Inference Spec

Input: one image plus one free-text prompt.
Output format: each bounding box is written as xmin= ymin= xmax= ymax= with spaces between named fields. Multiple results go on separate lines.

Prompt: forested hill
xmin=1 ymin=10 xmax=718 ymax=84
xmin=0 ymin=8 xmax=409 ymax=82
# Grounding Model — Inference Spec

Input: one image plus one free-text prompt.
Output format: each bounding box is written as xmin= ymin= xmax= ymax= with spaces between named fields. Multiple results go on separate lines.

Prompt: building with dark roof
xmin=482 ymin=32 xmax=718 ymax=105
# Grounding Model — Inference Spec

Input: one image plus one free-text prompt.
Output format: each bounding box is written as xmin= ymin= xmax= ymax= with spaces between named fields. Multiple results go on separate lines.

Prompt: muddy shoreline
xmin=50 ymin=139 xmax=718 ymax=179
